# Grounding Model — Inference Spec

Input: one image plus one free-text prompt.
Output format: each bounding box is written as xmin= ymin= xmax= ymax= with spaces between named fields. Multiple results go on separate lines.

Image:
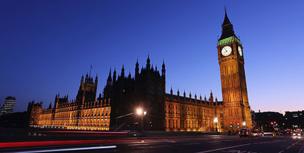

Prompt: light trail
xmin=14 ymin=145 xmax=117 ymax=153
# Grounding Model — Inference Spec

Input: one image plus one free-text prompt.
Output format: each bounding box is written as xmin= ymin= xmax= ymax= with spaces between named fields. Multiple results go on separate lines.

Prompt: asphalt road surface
xmin=2 ymin=135 xmax=304 ymax=153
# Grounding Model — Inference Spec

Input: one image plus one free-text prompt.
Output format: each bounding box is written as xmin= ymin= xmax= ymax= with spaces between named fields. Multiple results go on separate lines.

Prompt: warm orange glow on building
xmin=165 ymin=91 xmax=223 ymax=132
xmin=28 ymin=12 xmax=252 ymax=133
xmin=28 ymin=98 xmax=111 ymax=131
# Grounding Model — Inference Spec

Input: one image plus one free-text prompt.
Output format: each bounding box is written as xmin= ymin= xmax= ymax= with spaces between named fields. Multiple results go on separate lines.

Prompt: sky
xmin=0 ymin=0 xmax=303 ymax=113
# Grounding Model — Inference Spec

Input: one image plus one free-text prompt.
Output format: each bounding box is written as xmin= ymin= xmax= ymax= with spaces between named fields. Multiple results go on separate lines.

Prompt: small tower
xmin=120 ymin=65 xmax=125 ymax=78
xmin=146 ymin=55 xmax=151 ymax=70
xmin=128 ymin=72 xmax=131 ymax=79
xmin=54 ymin=94 xmax=60 ymax=109
xmin=107 ymin=69 xmax=112 ymax=86
xmin=135 ymin=59 xmax=140 ymax=79
xmin=80 ymin=75 xmax=84 ymax=84
xmin=209 ymin=91 xmax=214 ymax=102
xmin=162 ymin=60 xmax=166 ymax=78
xmin=48 ymin=102 xmax=52 ymax=109
xmin=113 ymin=69 xmax=117 ymax=83
xmin=162 ymin=60 xmax=166 ymax=93
xmin=95 ymin=75 xmax=98 ymax=86
xmin=76 ymin=73 xmax=98 ymax=105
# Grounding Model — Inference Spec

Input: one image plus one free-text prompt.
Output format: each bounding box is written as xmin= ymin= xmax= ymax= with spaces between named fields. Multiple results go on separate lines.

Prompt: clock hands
xmin=224 ymin=48 xmax=227 ymax=52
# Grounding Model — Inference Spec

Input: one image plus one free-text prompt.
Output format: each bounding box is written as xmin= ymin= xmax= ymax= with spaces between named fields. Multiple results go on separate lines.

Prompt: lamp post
xmin=114 ymin=107 xmax=147 ymax=131
xmin=135 ymin=107 xmax=147 ymax=131
xmin=213 ymin=117 xmax=218 ymax=132
xmin=242 ymin=121 xmax=246 ymax=128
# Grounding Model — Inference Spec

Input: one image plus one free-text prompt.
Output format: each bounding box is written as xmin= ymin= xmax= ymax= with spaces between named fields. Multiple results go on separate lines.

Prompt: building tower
xmin=0 ymin=96 xmax=16 ymax=116
xmin=76 ymin=74 xmax=98 ymax=105
xmin=217 ymin=10 xmax=252 ymax=132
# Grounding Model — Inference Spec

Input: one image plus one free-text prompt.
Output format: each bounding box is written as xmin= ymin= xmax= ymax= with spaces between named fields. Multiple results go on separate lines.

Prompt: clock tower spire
xmin=217 ymin=10 xmax=252 ymax=132
xmin=219 ymin=9 xmax=237 ymax=40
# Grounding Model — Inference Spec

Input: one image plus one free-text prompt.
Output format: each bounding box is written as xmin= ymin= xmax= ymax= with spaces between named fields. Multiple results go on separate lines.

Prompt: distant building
xmin=0 ymin=111 xmax=29 ymax=128
xmin=0 ymin=96 xmax=16 ymax=116
xmin=284 ymin=111 xmax=304 ymax=129
xmin=253 ymin=111 xmax=284 ymax=131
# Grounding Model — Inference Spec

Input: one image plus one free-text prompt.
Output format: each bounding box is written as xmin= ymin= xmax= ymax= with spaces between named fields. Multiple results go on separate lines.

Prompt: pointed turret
xmin=209 ymin=91 xmax=214 ymax=102
xmin=98 ymin=93 xmax=102 ymax=100
xmin=161 ymin=60 xmax=166 ymax=93
xmin=85 ymin=73 xmax=89 ymax=82
xmin=219 ymin=9 xmax=236 ymax=40
xmin=80 ymin=75 xmax=84 ymax=84
xmin=146 ymin=55 xmax=151 ymax=70
xmin=48 ymin=102 xmax=52 ymax=109
xmin=162 ymin=60 xmax=166 ymax=77
xmin=128 ymin=72 xmax=131 ymax=79
xmin=121 ymin=65 xmax=125 ymax=78
xmin=107 ymin=69 xmax=112 ymax=86
xmin=113 ymin=69 xmax=117 ymax=82
xmin=95 ymin=75 xmax=98 ymax=85
xmin=135 ymin=59 xmax=139 ymax=79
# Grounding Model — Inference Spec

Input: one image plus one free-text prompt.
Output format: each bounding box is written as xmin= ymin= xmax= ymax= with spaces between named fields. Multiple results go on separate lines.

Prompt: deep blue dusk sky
xmin=0 ymin=0 xmax=303 ymax=113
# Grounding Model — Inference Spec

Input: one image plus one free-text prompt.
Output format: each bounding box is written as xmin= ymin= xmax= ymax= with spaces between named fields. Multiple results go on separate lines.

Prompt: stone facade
xmin=165 ymin=91 xmax=223 ymax=132
xmin=217 ymin=11 xmax=252 ymax=132
xmin=28 ymin=76 xmax=111 ymax=131
xmin=28 ymin=12 xmax=252 ymax=133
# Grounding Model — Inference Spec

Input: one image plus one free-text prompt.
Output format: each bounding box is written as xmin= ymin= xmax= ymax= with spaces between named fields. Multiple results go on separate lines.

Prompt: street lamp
xmin=242 ymin=121 xmax=246 ymax=127
xmin=135 ymin=107 xmax=147 ymax=131
xmin=213 ymin=117 xmax=218 ymax=132
xmin=136 ymin=107 xmax=144 ymax=116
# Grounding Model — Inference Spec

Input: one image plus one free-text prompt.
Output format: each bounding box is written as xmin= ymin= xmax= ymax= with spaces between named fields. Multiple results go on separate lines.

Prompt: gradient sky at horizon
xmin=0 ymin=0 xmax=303 ymax=113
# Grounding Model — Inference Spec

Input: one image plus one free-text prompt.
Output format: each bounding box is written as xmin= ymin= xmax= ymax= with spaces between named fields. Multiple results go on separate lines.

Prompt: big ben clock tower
xmin=217 ymin=11 xmax=252 ymax=132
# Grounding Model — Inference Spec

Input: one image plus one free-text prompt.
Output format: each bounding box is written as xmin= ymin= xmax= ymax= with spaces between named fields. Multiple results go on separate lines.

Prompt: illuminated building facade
xmin=217 ymin=11 xmax=253 ymax=131
xmin=165 ymin=90 xmax=223 ymax=132
xmin=28 ymin=12 xmax=252 ymax=132
xmin=28 ymin=75 xmax=111 ymax=131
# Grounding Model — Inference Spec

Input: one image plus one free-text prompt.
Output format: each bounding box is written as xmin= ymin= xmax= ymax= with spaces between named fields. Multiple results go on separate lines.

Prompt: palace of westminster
xmin=28 ymin=11 xmax=253 ymax=133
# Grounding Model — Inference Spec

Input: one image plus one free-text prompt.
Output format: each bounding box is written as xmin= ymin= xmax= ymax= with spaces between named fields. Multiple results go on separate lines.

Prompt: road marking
xmin=196 ymin=143 xmax=251 ymax=153
xmin=278 ymin=140 xmax=300 ymax=153
xmin=13 ymin=145 xmax=117 ymax=153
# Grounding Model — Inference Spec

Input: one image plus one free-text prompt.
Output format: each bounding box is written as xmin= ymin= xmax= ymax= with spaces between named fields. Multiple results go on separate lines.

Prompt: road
xmin=1 ymin=135 xmax=304 ymax=153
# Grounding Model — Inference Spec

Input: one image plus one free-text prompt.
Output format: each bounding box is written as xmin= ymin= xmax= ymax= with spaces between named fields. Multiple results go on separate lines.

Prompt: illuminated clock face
xmin=238 ymin=46 xmax=243 ymax=56
xmin=221 ymin=46 xmax=232 ymax=56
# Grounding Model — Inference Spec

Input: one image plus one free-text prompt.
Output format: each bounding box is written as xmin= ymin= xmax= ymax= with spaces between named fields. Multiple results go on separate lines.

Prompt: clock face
xmin=221 ymin=46 xmax=232 ymax=56
xmin=238 ymin=46 xmax=243 ymax=56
